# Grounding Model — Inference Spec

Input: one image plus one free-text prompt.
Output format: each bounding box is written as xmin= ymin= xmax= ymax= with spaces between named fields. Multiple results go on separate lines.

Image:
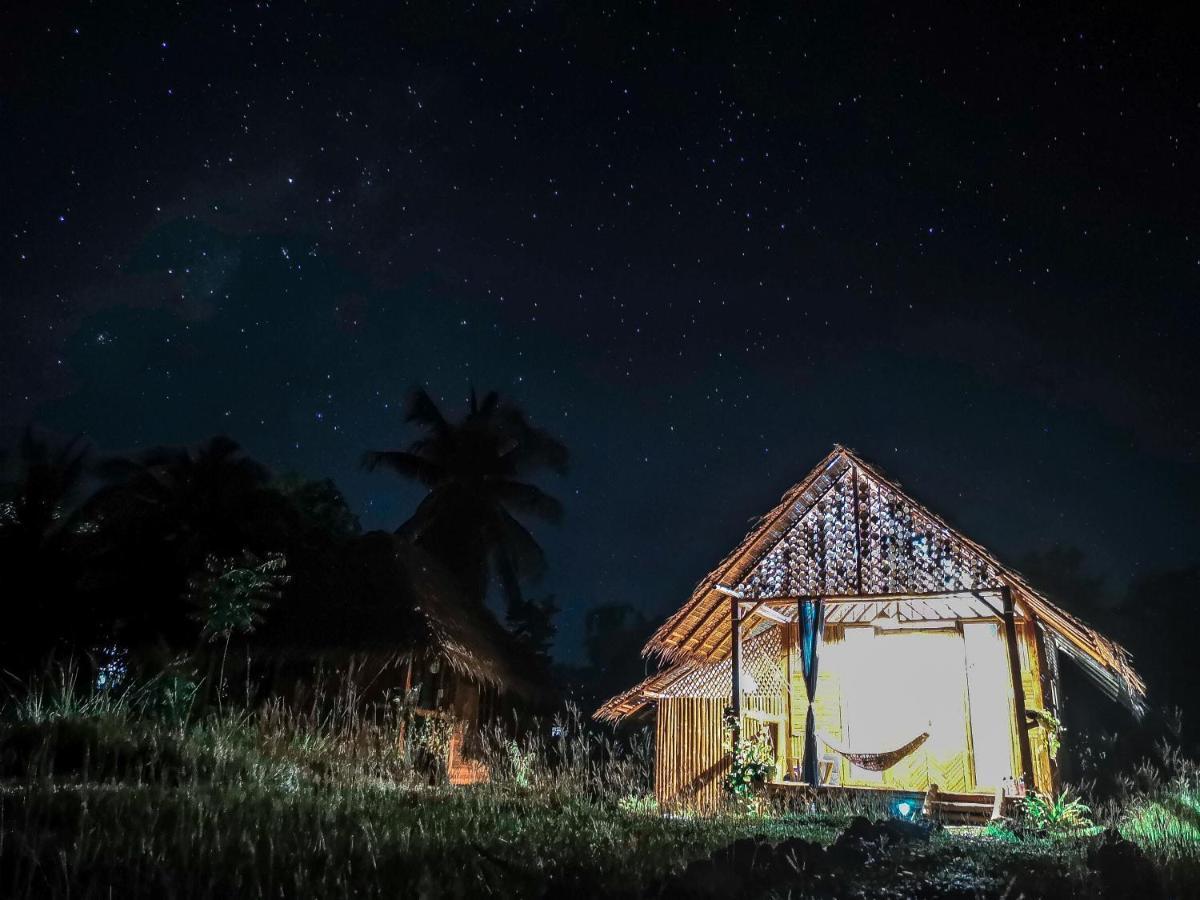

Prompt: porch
xmin=725 ymin=587 xmax=1049 ymax=799
xmin=763 ymin=782 xmax=1016 ymax=826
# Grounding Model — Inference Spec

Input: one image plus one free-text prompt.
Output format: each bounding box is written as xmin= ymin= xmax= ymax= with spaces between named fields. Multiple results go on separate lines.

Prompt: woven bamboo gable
xmin=652 ymin=629 xmax=784 ymax=700
xmin=596 ymin=446 xmax=1145 ymax=722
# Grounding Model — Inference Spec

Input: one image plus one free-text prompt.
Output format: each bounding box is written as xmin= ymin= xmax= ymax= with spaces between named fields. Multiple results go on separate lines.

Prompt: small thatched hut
xmin=596 ymin=447 xmax=1145 ymax=818
xmin=266 ymin=531 xmax=547 ymax=783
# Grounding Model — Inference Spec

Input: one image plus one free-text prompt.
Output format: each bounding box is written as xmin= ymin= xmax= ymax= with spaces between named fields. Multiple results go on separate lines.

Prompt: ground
xmin=1 ymin=689 xmax=1197 ymax=898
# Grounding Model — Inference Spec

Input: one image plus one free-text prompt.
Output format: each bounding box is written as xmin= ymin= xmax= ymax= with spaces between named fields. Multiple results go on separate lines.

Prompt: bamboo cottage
xmin=596 ymin=447 xmax=1145 ymax=818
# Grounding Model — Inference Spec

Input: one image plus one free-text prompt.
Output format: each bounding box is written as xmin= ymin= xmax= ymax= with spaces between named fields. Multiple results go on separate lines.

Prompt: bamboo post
xmin=730 ymin=595 xmax=742 ymax=748
xmin=1002 ymin=586 xmax=1036 ymax=792
xmin=923 ymin=783 xmax=941 ymax=822
xmin=1033 ymin=622 xmax=1062 ymax=791
xmin=851 ymin=465 xmax=864 ymax=594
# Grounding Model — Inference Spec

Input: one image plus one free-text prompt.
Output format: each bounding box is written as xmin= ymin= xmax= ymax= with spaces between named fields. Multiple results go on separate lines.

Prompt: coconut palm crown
xmin=364 ymin=388 xmax=567 ymax=615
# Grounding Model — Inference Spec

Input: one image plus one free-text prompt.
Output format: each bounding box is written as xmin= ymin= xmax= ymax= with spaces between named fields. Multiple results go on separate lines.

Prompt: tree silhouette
xmin=93 ymin=436 xmax=285 ymax=559
xmin=507 ymin=593 xmax=560 ymax=661
xmin=0 ymin=428 xmax=95 ymax=672
xmin=88 ymin=436 xmax=291 ymax=650
xmin=0 ymin=429 xmax=91 ymax=554
xmin=364 ymin=388 xmax=567 ymax=618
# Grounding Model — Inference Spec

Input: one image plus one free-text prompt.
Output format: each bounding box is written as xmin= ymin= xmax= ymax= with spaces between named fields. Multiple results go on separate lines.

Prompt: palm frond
xmin=395 ymin=489 xmax=448 ymax=540
xmin=360 ymin=450 xmax=443 ymax=485
xmin=494 ymin=480 xmax=564 ymax=524
xmin=92 ymin=456 xmax=150 ymax=483
xmin=477 ymin=390 xmax=500 ymax=417
xmin=492 ymin=507 xmax=548 ymax=583
xmin=201 ymin=435 xmax=244 ymax=461
xmin=493 ymin=548 xmax=524 ymax=613
xmin=405 ymin=387 xmax=451 ymax=435
xmin=498 ymin=409 xmax=568 ymax=475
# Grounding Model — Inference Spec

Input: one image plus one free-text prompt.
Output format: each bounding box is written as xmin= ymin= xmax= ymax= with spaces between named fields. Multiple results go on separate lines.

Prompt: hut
xmin=265 ymin=531 xmax=548 ymax=784
xmin=596 ymin=447 xmax=1145 ymax=818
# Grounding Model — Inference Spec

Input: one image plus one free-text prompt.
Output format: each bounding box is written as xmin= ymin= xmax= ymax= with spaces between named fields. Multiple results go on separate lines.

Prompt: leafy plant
xmin=617 ymin=793 xmax=658 ymax=815
xmin=188 ymin=550 xmax=289 ymax=710
xmin=982 ymin=818 xmax=1020 ymax=843
xmin=500 ymin=737 xmax=539 ymax=788
xmin=722 ymin=708 xmax=777 ymax=803
xmin=1021 ymin=787 xmax=1093 ymax=834
xmin=1027 ymin=707 xmax=1064 ymax=759
xmin=404 ymin=711 xmax=457 ymax=783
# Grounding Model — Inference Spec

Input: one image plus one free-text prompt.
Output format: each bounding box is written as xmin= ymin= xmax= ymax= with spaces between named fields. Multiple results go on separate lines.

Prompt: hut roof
xmin=267 ymin=531 xmax=543 ymax=698
xmin=596 ymin=446 xmax=1146 ymax=722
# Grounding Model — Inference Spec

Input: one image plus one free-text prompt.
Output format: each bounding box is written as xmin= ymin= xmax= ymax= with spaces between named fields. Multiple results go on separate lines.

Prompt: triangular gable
xmin=737 ymin=457 xmax=1005 ymax=600
xmin=602 ymin=446 xmax=1145 ymax=722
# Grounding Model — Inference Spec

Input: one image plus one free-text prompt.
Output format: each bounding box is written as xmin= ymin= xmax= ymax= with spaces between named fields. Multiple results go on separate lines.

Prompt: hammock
xmin=816 ymin=730 xmax=930 ymax=771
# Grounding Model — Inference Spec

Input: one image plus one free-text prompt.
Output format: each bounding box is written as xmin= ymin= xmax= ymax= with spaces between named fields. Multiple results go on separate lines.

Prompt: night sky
xmin=3 ymin=2 xmax=1197 ymax=661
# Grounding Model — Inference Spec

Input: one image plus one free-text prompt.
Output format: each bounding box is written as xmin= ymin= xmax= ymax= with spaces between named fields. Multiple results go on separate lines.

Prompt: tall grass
xmin=0 ymin=666 xmax=799 ymax=898
xmin=4 ymin=666 xmax=1200 ymax=897
xmin=1104 ymin=742 xmax=1200 ymax=893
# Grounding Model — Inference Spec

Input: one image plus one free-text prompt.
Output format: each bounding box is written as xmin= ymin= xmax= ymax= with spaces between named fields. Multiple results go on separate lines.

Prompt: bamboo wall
xmin=655 ymin=611 xmax=1057 ymax=811
xmin=654 ymin=692 xmax=787 ymax=811
xmin=655 ymin=697 xmax=728 ymax=812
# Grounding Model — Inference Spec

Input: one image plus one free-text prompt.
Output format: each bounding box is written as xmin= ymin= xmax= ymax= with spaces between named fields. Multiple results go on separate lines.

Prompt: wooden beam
xmin=1002 ymin=586 xmax=1036 ymax=792
xmin=757 ymin=588 xmax=1009 ymax=606
xmin=730 ymin=596 xmax=743 ymax=748
xmin=969 ymin=589 xmax=1006 ymax=620
xmin=852 ymin=464 xmax=864 ymax=594
xmin=1032 ymin=619 xmax=1062 ymax=792
xmin=740 ymin=600 xmax=789 ymax=624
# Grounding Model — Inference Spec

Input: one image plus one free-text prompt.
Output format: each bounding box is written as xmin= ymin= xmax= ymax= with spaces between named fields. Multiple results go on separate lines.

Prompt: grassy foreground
xmin=2 ymin=673 xmax=1200 ymax=898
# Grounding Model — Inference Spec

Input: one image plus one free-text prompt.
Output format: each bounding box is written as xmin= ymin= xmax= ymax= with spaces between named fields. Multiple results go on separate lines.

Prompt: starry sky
xmin=3 ymin=2 xmax=1197 ymax=661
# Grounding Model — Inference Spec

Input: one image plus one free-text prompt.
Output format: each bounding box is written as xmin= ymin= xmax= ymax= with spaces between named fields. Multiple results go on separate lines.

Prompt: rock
xmin=711 ymin=835 xmax=772 ymax=875
xmin=878 ymin=816 xmax=938 ymax=843
xmin=1087 ymin=828 xmax=1162 ymax=900
xmin=664 ymin=819 xmax=933 ymax=900
xmin=772 ymin=836 xmax=827 ymax=882
xmin=841 ymin=816 xmax=876 ymax=843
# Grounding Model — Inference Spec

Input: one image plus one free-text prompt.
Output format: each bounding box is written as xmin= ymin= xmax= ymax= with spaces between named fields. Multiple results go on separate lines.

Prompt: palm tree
xmin=0 ymin=428 xmax=94 ymax=671
xmin=93 ymin=436 xmax=284 ymax=561
xmin=364 ymin=388 xmax=567 ymax=615
xmin=88 ymin=436 xmax=291 ymax=649
xmin=0 ymin=428 xmax=91 ymax=557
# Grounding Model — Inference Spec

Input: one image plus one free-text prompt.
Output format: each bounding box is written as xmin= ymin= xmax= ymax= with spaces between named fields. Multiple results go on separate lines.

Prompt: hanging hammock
xmin=816 ymin=730 xmax=930 ymax=771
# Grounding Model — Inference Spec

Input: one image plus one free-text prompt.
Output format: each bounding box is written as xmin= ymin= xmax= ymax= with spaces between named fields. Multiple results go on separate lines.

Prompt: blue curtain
xmin=799 ymin=598 xmax=825 ymax=785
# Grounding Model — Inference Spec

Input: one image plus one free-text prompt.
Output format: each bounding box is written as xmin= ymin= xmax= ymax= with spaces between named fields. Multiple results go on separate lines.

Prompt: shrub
xmin=1021 ymin=787 xmax=1093 ymax=835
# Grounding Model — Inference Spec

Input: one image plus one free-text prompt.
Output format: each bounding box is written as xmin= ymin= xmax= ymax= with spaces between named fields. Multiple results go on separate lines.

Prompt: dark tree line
xmin=0 ymin=388 xmax=575 ymax=698
xmin=1017 ymin=546 xmax=1200 ymax=791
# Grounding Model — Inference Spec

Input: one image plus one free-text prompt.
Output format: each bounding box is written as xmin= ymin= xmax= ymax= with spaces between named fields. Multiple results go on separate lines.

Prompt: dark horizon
xmin=4 ymin=2 xmax=1197 ymax=663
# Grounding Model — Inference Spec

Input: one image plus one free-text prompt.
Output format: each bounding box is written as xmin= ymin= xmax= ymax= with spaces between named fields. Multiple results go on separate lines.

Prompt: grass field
xmin=2 ymin=669 xmax=1199 ymax=898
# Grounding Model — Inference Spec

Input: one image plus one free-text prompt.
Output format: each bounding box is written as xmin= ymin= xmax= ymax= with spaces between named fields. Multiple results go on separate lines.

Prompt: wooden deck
xmin=764 ymin=781 xmax=1011 ymax=825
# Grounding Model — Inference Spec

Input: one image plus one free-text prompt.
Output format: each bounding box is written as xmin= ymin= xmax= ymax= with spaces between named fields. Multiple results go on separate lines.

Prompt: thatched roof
xmin=266 ymin=531 xmax=543 ymax=698
xmin=596 ymin=446 xmax=1146 ymax=722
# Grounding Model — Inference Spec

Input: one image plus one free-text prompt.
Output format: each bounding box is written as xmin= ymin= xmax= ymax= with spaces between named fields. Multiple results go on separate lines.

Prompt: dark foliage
xmin=558 ymin=603 xmax=657 ymax=712
xmin=364 ymin=387 xmax=567 ymax=620
xmin=0 ymin=429 xmax=99 ymax=674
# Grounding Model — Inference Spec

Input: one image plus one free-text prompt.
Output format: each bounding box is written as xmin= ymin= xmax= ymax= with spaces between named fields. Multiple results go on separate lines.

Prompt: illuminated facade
xmin=596 ymin=447 xmax=1145 ymax=813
